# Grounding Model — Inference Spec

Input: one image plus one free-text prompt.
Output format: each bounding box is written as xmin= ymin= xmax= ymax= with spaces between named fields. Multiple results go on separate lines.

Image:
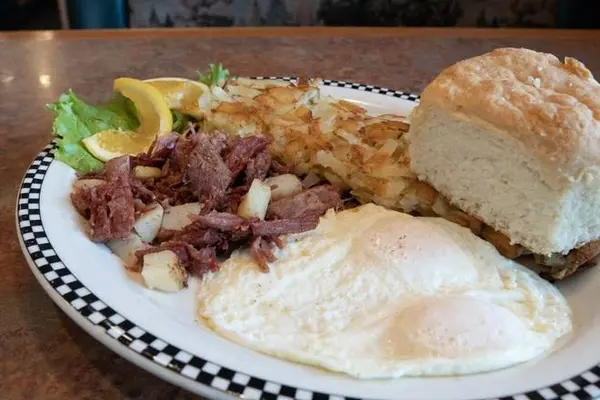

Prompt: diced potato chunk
xmin=141 ymin=250 xmax=188 ymax=292
xmin=238 ymin=179 xmax=271 ymax=220
xmin=264 ymin=174 xmax=302 ymax=201
xmin=134 ymin=166 xmax=162 ymax=179
xmin=107 ymin=232 xmax=148 ymax=269
xmin=161 ymin=202 xmax=203 ymax=231
xmin=72 ymin=179 xmax=105 ymax=192
xmin=134 ymin=204 xmax=164 ymax=242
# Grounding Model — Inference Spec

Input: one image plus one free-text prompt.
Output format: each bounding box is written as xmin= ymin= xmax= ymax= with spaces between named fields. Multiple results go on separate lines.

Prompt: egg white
xmin=196 ymin=204 xmax=572 ymax=378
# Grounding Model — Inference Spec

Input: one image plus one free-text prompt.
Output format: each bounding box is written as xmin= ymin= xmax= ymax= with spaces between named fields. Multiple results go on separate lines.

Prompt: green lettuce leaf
xmin=172 ymin=110 xmax=193 ymax=133
xmin=197 ymin=63 xmax=230 ymax=87
xmin=47 ymin=90 xmax=139 ymax=174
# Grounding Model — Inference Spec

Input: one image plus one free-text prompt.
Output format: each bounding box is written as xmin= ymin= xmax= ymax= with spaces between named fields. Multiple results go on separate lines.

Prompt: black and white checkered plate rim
xmin=15 ymin=79 xmax=600 ymax=400
xmin=250 ymin=76 xmax=421 ymax=102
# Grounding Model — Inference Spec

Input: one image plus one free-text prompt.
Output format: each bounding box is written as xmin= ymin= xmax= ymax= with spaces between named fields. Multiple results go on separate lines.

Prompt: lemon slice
xmin=144 ymin=77 xmax=210 ymax=119
xmin=114 ymin=77 xmax=173 ymax=136
xmin=83 ymin=129 xmax=155 ymax=162
xmin=81 ymin=78 xmax=173 ymax=162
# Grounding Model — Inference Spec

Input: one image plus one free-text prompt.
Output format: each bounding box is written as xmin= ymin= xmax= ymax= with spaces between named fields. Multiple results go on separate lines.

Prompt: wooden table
xmin=1 ymin=27 xmax=600 ymax=400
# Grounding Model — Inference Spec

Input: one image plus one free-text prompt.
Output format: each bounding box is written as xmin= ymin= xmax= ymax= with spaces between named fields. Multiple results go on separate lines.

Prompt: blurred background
xmin=1 ymin=0 xmax=599 ymax=31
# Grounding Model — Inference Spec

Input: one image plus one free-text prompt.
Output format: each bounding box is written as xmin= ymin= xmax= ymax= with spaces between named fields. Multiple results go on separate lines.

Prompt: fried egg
xmin=196 ymin=204 xmax=572 ymax=378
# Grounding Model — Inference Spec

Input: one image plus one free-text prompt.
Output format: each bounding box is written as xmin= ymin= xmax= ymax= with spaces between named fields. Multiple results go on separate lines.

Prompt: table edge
xmin=2 ymin=27 xmax=600 ymax=41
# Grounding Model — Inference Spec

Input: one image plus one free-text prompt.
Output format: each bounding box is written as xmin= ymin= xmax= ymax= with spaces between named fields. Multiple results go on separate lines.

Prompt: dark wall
xmin=0 ymin=0 xmax=60 ymax=30
xmin=557 ymin=0 xmax=600 ymax=28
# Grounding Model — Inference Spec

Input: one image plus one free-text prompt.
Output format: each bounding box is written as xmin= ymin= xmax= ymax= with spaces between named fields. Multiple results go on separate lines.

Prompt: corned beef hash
xmin=71 ymin=128 xmax=343 ymax=291
xmin=50 ymin=64 xmax=411 ymax=292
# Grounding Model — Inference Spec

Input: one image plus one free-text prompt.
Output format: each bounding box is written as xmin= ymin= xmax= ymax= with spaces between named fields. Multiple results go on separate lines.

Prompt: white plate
xmin=16 ymin=79 xmax=600 ymax=400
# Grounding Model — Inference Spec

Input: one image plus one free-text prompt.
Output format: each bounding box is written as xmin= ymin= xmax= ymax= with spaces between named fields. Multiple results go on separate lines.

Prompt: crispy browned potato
xmin=413 ymin=182 xmax=437 ymax=208
xmin=208 ymin=78 xmax=416 ymax=213
xmin=446 ymin=211 xmax=483 ymax=236
xmin=481 ymin=226 xmax=524 ymax=259
xmin=542 ymin=240 xmax=600 ymax=280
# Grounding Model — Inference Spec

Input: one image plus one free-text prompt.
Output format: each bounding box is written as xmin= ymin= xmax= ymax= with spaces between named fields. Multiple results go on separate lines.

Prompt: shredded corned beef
xmin=105 ymin=154 xmax=131 ymax=182
xmin=130 ymin=179 xmax=156 ymax=204
xmin=185 ymin=134 xmax=232 ymax=205
xmin=266 ymin=184 xmax=342 ymax=220
xmin=270 ymin=159 xmax=295 ymax=175
xmin=156 ymin=224 xmax=226 ymax=249
xmin=171 ymin=136 xmax=195 ymax=171
xmin=71 ymin=187 xmax=92 ymax=217
xmin=136 ymin=241 xmax=218 ymax=277
xmin=251 ymin=219 xmax=319 ymax=237
xmin=70 ymin=156 xmax=136 ymax=242
xmin=71 ymin=130 xmax=344 ymax=280
xmin=131 ymin=153 xmax=162 ymax=168
xmin=149 ymin=132 xmax=179 ymax=159
xmin=245 ymin=149 xmax=271 ymax=185
xmin=225 ymin=136 xmax=270 ymax=180
xmin=270 ymin=235 xmax=285 ymax=249
xmin=250 ymin=236 xmax=277 ymax=272
xmin=191 ymin=211 xmax=248 ymax=231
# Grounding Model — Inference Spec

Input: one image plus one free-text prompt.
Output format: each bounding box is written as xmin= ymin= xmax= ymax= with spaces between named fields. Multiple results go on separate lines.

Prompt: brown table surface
xmin=2 ymin=27 xmax=600 ymax=400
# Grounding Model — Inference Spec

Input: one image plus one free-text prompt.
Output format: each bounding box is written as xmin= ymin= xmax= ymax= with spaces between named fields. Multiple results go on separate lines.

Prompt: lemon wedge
xmin=81 ymin=78 xmax=174 ymax=162
xmin=82 ymin=129 xmax=155 ymax=162
xmin=114 ymin=77 xmax=173 ymax=136
xmin=144 ymin=77 xmax=210 ymax=119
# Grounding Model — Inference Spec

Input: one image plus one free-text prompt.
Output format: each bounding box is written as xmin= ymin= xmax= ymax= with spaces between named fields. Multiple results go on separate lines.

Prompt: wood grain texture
xmin=1 ymin=28 xmax=600 ymax=400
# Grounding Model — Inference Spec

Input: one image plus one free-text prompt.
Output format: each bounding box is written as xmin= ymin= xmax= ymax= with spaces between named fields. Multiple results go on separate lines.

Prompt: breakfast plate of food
xmin=16 ymin=48 xmax=600 ymax=400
